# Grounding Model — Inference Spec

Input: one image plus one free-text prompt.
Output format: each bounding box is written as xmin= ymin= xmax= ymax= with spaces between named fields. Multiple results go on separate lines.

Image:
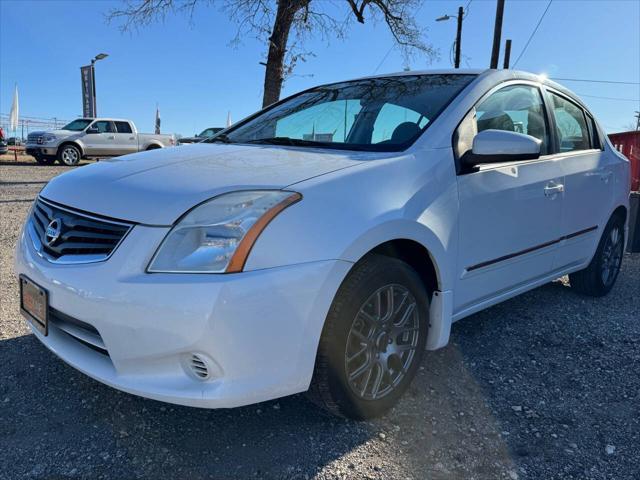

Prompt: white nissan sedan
xmin=16 ymin=69 xmax=630 ymax=419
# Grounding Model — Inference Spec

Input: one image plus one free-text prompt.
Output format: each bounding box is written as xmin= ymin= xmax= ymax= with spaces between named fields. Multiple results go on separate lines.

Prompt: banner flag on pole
xmin=155 ymin=105 xmax=161 ymax=134
xmin=9 ymin=84 xmax=19 ymax=132
xmin=226 ymin=111 xmax=232 ymax=128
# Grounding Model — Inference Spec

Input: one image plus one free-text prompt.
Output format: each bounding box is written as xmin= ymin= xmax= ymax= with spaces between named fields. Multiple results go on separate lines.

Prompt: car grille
xmin=27 ymin=133 xmax=43 ymax=144
xmin=29 ymin=197 xmax=132 ymax=263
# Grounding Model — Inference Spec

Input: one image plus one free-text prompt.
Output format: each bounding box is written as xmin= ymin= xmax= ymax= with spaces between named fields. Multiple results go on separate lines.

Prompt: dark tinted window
xmin=114 ymin=121 xmax=133 ymax=134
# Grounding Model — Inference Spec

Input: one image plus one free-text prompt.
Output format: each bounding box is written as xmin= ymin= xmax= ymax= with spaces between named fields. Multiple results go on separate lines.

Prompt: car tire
xmin=34 ymin=155 xmax=55 ymax=166
xmin=569 ymin=213 xmax=625 ymax=297
xmin=308 ymin=254 xmax=429 ymax=420
xmin=57 ymin=144 xmax=81 ymax=166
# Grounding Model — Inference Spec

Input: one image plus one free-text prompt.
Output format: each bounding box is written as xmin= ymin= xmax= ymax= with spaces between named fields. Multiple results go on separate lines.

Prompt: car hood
xmin=41 ymin=143 xmax=376 ymax=225
xmin=30 ymin=130 xmax=73 ymax=136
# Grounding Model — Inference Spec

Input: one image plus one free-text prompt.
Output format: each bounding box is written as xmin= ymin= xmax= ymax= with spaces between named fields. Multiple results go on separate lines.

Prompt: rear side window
xmin=114 ymin=121 xmax=133 ymax=134
xmin=549 ymin=93 xmax=590 ymax=152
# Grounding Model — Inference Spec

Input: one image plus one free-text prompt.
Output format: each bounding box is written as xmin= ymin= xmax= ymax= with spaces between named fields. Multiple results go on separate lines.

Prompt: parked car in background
xmin=7 ymin=137 xmax=23 ymax=146
xmin=15 ymin=70 xmax=630 ymax=420
xmin=0 ymin=127 xmax=7 ymax=155
xmin=25 ymin=118 xmax=176 ymax=166
xmin=179 ymin=127 xmax=223 ymax=144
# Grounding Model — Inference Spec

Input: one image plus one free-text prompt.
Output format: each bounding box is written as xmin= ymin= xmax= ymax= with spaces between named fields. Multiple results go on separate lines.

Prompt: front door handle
xmin=544 ymin=182 xmax=564 ymax=197
xmin=107 ymin=135 xmax=115 ymax=140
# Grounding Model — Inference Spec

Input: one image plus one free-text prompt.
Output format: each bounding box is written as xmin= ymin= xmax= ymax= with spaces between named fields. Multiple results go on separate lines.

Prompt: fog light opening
xmin=183 ymin=352 xmax=214 ymax=381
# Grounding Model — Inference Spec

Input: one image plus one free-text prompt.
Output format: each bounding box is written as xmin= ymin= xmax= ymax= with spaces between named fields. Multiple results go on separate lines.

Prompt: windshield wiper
xmin=244 ymin=137 xmax=325 ymax=147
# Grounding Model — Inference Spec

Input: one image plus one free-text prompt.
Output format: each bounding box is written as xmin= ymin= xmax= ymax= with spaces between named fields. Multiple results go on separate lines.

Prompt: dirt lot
xmin=1 ymin=158 xmax=639 ymax=480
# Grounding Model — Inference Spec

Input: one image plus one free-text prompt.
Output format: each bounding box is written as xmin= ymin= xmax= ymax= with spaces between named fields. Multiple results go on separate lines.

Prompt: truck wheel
xmin=569 ymin=213 xmax=625 ymax=297
xmin=146 ymin=145 xmax=161 ymax=151
xmin=308 ymin=254 xmax=429 ymax=419
xmin=34 ymin=156 xmax=55 ymax=165
xmin=58 ymin=144 xmax=81 ymax=166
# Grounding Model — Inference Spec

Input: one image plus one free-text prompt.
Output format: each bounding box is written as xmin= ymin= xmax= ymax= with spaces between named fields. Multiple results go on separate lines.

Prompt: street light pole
xmin=455 ymin=6 xmax=463 ymax=69
xmin=90 ymin=53 xmax=109 ymax=117
xmin=436 ymin=6 xmax=464 ymax=69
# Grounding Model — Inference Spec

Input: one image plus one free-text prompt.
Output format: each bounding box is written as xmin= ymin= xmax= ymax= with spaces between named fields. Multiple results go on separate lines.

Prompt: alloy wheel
xmin=345 ymin=284 xmax=420 ymax=400
xmin=61 ymin=147 xmax=79 ymax=165
xmin=601 ymin=225 xmax=623 ymax=287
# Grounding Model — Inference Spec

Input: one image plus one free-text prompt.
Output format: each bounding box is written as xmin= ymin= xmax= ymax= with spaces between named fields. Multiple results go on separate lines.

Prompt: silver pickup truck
xmin=26 ymin=118 xmax=176 ymax=166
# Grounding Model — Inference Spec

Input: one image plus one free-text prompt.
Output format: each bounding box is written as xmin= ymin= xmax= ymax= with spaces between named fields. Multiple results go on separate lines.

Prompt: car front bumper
xmin=26 ymin=145 xmax=57 ymax=157
xmin=15 ymin=221 xmax=352 ymax=408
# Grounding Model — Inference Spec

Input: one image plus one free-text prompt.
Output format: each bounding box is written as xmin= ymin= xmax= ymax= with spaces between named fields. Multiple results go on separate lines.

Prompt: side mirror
xmin=462 ymin=129 xmax=541 ymax=167
xmin=86 ymin=126 xmax=99 ymax=134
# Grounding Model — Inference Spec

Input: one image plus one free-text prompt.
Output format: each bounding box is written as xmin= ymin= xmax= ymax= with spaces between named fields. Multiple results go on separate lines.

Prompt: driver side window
xmin=455 ymin=84 xmax=549 ymax=159
xmin=92 ymin=121 xmax=114 ymax=133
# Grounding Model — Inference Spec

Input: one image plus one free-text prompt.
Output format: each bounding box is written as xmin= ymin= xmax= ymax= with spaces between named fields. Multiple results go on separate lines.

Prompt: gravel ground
xmin=1 ymin=159 xmax=639 ymax=480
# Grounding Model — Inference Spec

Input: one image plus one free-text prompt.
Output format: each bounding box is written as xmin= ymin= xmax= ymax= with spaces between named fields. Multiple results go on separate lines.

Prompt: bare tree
xmin=107 ymin=0 xmax=435 ymax=108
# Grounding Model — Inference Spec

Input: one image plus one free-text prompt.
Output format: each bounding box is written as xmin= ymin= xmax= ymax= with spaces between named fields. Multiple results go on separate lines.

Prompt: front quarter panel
xmin=244 ymin=148 xmax=459 ymax=292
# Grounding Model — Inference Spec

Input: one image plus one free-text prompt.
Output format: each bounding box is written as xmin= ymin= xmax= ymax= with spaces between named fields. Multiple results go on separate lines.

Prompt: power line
xmin=575 ymin=93 xmax=640 ymax=102
xmin=550 ymin=77 xmax=640 ymax=85
xmin=512 ymin=0 xmax=553 ymax=68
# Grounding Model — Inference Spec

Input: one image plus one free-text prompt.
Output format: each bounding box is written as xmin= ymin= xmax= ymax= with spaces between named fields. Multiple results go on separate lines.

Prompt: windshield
xmin=209 ymin=74 xmax=476 ymax=151
xmin=62 ymin=119 xmax=93 ymax=131
xmin=198 ymin=128 xmax=222 ymax=137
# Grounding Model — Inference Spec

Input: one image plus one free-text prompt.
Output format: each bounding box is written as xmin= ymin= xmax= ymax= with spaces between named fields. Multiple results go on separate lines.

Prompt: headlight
xmin=42 ymin=134 xmax=57 ymax=143
xmin=147 ymin=190 xmax=301 ymax=273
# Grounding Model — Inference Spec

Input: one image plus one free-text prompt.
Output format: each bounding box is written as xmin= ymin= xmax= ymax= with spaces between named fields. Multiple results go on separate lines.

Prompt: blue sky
xmin=1 ymin=0 xmax=638 ymax=136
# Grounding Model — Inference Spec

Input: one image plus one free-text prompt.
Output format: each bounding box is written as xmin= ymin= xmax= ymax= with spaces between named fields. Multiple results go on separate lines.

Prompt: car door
xmin=83 ymin=120 xmax=117 ymax=156
xmin=112 ymin=121 xmax=138 ymax=155
xmin=454 ymin=83 xmax=565 ymax=313
xmin=544 ymin=90 xmax=613 ymax=270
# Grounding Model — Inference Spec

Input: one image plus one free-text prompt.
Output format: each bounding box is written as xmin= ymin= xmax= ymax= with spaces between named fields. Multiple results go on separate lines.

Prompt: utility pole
xmin=436 ymin=6 xmax=465 ymax=69
xmin=455 ymin=6 xmax=463 ymax=69
xmin=635 ymin=111 xmax=640 ymax=131
xmin=503 ymin=39 xmax=512 ymax=69
xmin=490 ymin=0 xmax=505 ymax=69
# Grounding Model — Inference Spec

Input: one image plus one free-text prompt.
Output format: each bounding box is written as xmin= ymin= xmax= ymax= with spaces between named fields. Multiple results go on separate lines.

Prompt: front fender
xmin=339 ymin=219 xmax=450 ymax=291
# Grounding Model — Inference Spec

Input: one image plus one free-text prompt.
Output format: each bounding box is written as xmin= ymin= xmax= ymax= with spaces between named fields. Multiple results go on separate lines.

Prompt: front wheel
xmin=569 ymin=214 xmax=625 ymax=296
xmin=308 ymin=254 xmax=429 ymax=419
xmin=57 ymin=144 xmax=81 ymax=166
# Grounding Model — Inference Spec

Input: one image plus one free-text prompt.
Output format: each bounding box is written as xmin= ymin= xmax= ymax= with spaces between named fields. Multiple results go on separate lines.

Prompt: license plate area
xmin=20 ymin=275 xmax=49 ymax=336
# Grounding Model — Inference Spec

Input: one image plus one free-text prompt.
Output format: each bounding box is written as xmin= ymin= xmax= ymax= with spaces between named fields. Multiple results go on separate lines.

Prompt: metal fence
xmin=0 ymin=113 xmax=72 ymax=140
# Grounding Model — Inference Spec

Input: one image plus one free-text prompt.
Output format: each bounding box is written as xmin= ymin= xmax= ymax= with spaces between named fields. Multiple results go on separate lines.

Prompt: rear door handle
xmin=544 ymin=182 xmax=564 ymax=196
xmin=107 ymin=135 xmax=115 ymax=140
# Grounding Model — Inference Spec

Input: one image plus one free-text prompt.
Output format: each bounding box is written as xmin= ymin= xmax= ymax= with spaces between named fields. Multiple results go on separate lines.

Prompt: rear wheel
xmin=308 ymin=254 xmax=429 ymax=419
xmin=569 ymin=214 xmax=625 ymax=296
xmin=58 ymin=144 xmax=81 ymax=166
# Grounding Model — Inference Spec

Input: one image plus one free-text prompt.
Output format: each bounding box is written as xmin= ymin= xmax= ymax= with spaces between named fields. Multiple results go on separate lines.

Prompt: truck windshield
xmin=199 ymin=128 xmax=222 ymax=138
xmin=62 ymin=119 xmax=93 ymax=131
xmin=208 ymin=74 xmax=476 ymax=151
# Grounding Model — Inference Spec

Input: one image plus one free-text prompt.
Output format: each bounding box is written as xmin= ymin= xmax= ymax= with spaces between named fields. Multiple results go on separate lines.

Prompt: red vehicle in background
xmin=609 ymin=130 xmax=639 ymax=192
xmin=609 ymin=130 xmax=640 ymax=252
xmin=0 ymin=127 xmax=8 ymax=155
